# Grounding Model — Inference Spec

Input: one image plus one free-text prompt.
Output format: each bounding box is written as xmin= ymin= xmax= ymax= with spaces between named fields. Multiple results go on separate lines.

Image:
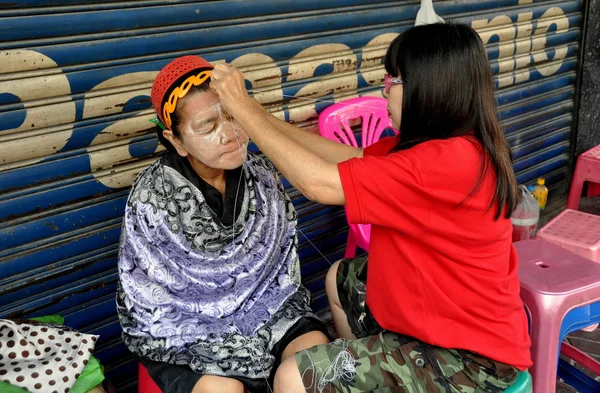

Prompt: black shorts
xmin=140 ymin=317 xmax=329 ymax=393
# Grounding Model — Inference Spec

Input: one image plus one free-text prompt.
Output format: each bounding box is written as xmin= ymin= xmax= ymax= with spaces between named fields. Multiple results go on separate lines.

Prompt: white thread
xmin=260 ymin=359 xmax=276 ymax=393
xmin=226 ymin=94 xmax=371 ymax=393
xmin=248 ymin=91 xmax=389 ymax=111
xmin=300 ymin=340 xmax=356 ymax=393
xmin=231 ymin=117 xmax=274 ymax=391
xmin=185 ymin=103 xmax=233 ymax=147
xmin=185 ymin=102 xmax=221 ymax=133
xmin=230 ymin=118 xmax=246 ymax=248
xmin=296 ymin=226 xmax=334 ymax=265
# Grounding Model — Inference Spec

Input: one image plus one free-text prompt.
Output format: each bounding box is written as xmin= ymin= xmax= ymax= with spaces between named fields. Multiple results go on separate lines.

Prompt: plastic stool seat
xmin=504 ymin=371 xmax=532 ymax=393
xmin=536 ymin=209 xmax=600 ymax=262
xmin=515 ymin=240 xmax=600 ymax=393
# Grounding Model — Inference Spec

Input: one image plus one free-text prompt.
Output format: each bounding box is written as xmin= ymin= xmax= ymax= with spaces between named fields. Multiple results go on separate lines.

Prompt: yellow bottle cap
xmin=537 ymin=178 xmax=545 ymax=185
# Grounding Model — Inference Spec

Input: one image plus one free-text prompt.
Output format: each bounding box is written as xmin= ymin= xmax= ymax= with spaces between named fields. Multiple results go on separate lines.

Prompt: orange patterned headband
xmin=162 ymin=70 xmax=211 ymax=129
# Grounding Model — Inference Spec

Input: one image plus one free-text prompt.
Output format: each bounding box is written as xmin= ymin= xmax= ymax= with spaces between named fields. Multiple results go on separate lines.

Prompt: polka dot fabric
xmin=0 ymin=319 xmax=98 ymax=393
xmin=150 ymin=55 xmax=214 ymax=126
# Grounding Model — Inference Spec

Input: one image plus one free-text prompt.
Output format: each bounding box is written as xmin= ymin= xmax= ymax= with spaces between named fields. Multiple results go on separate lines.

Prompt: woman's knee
xmin=192 ymin=375 xmax=245 ymax=393
xmin=325 ymin=260 xmax=342 ymax=304
xmin=274 ymin=356 xmax=305 ymax=393
xmin=281 ymin=331 xmax=329 ymax=361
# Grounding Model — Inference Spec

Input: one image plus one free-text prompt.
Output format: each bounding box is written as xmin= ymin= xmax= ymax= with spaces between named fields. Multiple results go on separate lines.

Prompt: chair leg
xmin=344 ymin=231 xmax=357 ymax=259
xmin=526 ymin=303 xmax=562 ymax=393
xmin=567 ymin=165 xmax=585 ymax=210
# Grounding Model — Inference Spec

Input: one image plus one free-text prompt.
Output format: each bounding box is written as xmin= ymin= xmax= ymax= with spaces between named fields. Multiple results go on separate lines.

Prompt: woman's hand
xmin=210 ymin=63 xmax=256 ymax=119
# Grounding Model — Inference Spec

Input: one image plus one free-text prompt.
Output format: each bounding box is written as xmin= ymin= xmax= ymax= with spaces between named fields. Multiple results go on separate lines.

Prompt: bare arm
xmin=212 ymin=66 xmax=346 ymax=205
xmin=252 ymin=100 xmax=363 ymax=164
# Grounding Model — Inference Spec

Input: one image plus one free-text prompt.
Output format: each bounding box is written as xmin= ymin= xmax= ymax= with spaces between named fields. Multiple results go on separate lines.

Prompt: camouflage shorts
xmin=295 ymin=332 xmax=518 ymax=393
xmin=337 ymin=255 xmax=383 ymax=338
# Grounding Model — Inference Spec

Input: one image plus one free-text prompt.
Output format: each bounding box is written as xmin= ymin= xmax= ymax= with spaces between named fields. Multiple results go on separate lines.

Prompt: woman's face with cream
xmin=164 ymin=90 xmax=249 ymax=170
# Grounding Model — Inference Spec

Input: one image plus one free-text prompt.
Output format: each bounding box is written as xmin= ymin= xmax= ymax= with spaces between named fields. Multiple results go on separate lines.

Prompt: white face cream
xmin=176 ymin=91 xmax=249 ymax=170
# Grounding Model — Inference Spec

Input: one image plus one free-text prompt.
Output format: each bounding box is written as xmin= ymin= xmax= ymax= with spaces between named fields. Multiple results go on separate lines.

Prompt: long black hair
xmin=384 ymin=22 xmax=520 ymax=219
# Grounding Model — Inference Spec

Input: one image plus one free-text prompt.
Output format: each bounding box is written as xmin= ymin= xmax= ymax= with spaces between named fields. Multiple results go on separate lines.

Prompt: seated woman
xmin=116 ymin=55 xmax=329 ymax=393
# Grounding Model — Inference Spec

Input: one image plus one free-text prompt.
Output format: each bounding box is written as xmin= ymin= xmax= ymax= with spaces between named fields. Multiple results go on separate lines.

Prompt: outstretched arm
xmin=211 ymin=65 xmax=347 ymax=205
xmin=252 ymin=100 xmax=363 ymax=164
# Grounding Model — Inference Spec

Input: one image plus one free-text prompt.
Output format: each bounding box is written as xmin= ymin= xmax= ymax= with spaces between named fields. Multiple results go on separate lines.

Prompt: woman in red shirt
xmin=211 ymin=22 xmax=531 ymax=393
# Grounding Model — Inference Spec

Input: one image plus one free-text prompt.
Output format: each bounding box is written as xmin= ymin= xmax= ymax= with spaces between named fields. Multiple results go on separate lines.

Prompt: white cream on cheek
xmin=180 ymin=100 xmax=249 ymax=166
xmin=206 ymin=122 xmax=225 ymax=145
xmin=204 ymin=104 xmax=226 ymax=145
xmin=184 ymin=104 xmax=235 ymax=145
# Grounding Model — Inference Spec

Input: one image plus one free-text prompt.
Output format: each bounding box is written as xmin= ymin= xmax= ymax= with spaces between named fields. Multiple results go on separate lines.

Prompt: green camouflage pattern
xmin=336 ymin=256 xmax=382 ymax=338
xmin=295 ymin=331 xmax=518 ymax=393
xmin=336 ymin=255 xmax=368 ymax=309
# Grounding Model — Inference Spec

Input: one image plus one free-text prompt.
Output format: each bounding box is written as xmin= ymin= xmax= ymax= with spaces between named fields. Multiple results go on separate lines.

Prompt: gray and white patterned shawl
xmin=116 ymin=153 xmax=316 ymax=379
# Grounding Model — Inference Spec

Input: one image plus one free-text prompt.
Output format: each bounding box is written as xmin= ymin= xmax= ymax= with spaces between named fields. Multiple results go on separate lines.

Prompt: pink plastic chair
xmin=318 ymin=97 xmax=399 ymax=258
xmin=536 ymin=209 xmax=600 ymax=262
xmin=515 ymin=240 xmax=600 ymax=393
xmin=567 ymin=144 xmax=600 ymax=210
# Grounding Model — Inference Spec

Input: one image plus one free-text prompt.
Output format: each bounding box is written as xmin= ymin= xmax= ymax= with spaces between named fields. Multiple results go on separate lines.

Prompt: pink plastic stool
xmin=318 ymin=97 xmax=398 ymax=258
xmin=139 ymin=363 xmax=162 ymax=393
xmin=567 ymin=144 xmax=600 ymax=210
xmin=536 ymin=209 xmax=600 ymax=262
xmin=515 ymin=240 xmax=600 ymax=393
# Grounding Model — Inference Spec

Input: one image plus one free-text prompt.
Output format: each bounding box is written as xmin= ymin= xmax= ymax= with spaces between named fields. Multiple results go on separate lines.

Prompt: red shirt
xmin=338 ymin=136 xmax=532 ymax=370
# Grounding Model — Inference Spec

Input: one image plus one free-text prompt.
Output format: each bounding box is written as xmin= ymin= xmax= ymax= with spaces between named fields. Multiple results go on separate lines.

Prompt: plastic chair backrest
xmin=318 ymin=97 xmax=398 ymax=257
xmin=318 ymin=97 xmax=398 ymax=149
xmin=504 ymin=371 xmax=532 ymax=393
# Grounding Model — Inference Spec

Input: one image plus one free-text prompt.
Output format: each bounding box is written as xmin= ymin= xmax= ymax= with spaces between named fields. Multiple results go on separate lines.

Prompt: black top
xmin=163 ymin=151 xmax=245 ymax=226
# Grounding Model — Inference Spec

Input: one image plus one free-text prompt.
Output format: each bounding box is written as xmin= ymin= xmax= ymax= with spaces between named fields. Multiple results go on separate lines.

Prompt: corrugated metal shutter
xmin=0 ymin=0 xmax=583 ymax=390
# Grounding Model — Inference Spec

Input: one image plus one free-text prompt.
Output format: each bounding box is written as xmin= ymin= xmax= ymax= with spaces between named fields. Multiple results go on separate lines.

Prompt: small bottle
xmin=533 ymin=178 xmax=549 ymax=209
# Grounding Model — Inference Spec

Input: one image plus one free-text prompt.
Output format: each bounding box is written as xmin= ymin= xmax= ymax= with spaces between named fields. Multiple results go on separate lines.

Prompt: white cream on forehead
xmin=184 ymin=102 xmax=244 ymax=147
xmin=188 ymin=102 xmax=221 ymax=130
xmin=184 ymin=102 xmax=224 ymax=143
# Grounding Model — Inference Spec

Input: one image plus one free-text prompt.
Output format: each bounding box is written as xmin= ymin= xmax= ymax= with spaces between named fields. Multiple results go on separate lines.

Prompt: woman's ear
xmin=163 ymin=130 xmax=188 ymax=157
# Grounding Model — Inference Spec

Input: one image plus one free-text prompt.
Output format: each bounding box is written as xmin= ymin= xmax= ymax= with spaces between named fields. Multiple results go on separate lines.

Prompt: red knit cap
xmin=151 ymin=55 xmax=214 ymax=126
